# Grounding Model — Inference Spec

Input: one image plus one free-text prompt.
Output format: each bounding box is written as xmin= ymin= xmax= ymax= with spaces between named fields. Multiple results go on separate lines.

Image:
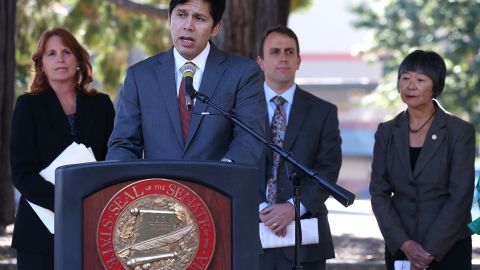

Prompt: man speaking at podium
xmin=256 ymin=26 xmax=342 ymax=269
xmin=107 ymin=0 xmax=265 ymax=164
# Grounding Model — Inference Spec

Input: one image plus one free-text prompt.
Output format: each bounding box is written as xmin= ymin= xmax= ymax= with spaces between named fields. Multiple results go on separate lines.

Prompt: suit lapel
xmin=75 ymin=90 xmax=90 ymax=141
xmin=283 ymin=89 xmax=310 ymax=151
xmin=44 ymin=89 xmax=71 ymax=140
xmin=413 ymin=107 xmax=447 ymax=177
xmin=392 ymin=112 xmax=414 ymax=179
xmin=265 ymin=112 xmax=273 ymax=161
xmin=154 ymin=48 xmax=184 ymax=147
xmin=185 ymin=44 xmax=226 ymax=147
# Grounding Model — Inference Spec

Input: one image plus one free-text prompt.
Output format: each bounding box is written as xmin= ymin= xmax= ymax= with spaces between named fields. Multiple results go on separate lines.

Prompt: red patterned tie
xmin=178 ymin=77 xmax=191 ymax=141
xmin=267 ymin=96 xmax=287 ymax=205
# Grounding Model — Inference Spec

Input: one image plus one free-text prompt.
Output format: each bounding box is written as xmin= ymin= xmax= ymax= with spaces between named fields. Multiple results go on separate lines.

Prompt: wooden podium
xmin=54 ymin=160 xmax=261 ymax=270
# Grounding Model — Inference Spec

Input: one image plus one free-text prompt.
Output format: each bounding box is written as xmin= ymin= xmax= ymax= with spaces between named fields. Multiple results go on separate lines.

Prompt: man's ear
xmin=257 ymin=56 xmax=264 ymax=71
xmin=296 ymin=55 xmax=301 ymax=70
xmin=211 ymin=20 xmax=222 ymax=38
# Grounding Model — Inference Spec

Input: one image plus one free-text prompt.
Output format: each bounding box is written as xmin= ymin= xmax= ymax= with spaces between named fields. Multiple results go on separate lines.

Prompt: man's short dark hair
xmin=257 ymin=25 xmax=300 ymax=59
xmin=398 ymin=50 xmax=447 ymax=98
xmin=169 ymin=0 xmax=225 ymax=26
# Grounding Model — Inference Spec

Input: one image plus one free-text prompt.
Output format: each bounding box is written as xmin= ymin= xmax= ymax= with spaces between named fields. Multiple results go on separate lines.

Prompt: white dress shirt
xmin=173 ymin=42 xmax=210 ymax=97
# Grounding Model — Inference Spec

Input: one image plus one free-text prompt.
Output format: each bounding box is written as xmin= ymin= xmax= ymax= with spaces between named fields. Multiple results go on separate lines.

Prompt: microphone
xmin=180 ymin=62 xmax=197 ymax=111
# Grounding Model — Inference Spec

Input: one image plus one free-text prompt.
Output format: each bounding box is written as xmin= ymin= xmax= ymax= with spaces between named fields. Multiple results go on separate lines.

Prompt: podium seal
xmin=97 ymin=179 xmax=215 ymax=270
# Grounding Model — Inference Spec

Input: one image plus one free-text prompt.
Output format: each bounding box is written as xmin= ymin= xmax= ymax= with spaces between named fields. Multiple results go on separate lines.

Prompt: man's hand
xmin=259 ymin=203 xmax=295 ymax=237
xmin=400 ymin=240 xmax=433 ymax=269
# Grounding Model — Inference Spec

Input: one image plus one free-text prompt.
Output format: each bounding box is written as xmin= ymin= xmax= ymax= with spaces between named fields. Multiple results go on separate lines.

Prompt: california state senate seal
xmin=97 ymin=179 xmax=216 ymax=270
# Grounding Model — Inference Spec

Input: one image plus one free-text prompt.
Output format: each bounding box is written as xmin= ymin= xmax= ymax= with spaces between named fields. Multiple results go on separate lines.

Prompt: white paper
xmin=39 ymin=143 xmax=96 ymax=184
xmin=27 ymin=142 xmax=97 ymax=234
xmin=394 ymin=260 xmax=411 ymax=270
xmin=26 ymin=201 xmax=55 ymax=234
xmin=259 ymin=218 xmax=319 ymax=249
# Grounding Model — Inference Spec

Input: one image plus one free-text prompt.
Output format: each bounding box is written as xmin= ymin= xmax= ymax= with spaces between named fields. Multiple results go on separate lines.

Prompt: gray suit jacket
xmin=107 ymin=44 xmax=266 ymax=164
xmin=261 ymin=88 xmax=342 ymax=262
xmin=370 ymin=101 xmax=476 ymax=261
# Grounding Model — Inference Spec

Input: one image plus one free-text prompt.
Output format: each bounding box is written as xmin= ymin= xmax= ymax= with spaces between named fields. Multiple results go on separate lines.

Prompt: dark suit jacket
xmin=370 ymin=101 xmax=475 ymax=261
xmin=9 ymin=88 xmax=115 ymax=254
xmin=107 ymin=44 xmax=266 ymax=165
xmin=261 ymin=88 xmax=342 ymax=262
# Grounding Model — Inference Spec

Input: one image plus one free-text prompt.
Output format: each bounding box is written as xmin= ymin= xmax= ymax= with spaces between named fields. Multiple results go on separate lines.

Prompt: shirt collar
xmin=173 ymin=42 xmax=210 ymax=73
xmin=263 ymin=82 xmax=296 ymax=105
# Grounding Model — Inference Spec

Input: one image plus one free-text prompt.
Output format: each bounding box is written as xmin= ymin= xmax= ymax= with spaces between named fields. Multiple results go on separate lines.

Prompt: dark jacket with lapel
xmin=9 ymin=88 xmax=115 ymax=254
xmin=370 ymin=101 xmax=475 ymax=261
xmin=261 ymin=88 xmax=342 ymax=262
xmin=107 ymin=44 xmax=266 ymax=165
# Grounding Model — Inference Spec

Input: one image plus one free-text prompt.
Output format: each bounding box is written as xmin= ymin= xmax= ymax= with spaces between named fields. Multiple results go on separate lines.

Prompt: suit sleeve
xmin=223 ymin=61 xmax=266 ymax=165
xmin=10 ymin=96 xmax=55 ymax=211
xmin=422 ymin=123 xmax=475 ymax=260
xmin=301 ymin=104 xmax=342 ymax=214
xmin=94 ymin=94 xmax=115 ymax=161
xmin=107 ymin=67 xmax=144 ymax=160
xmin=369 ymin=123 xmax=410 ymax=255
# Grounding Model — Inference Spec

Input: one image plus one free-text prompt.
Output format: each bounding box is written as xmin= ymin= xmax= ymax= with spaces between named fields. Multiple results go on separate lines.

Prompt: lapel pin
xmin=432 ymin=134 xmax=437 ymax=140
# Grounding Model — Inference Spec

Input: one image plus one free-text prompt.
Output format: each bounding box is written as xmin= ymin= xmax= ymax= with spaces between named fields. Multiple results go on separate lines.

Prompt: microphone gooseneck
xmin=180 ymin=63 xmax=197 ymax=110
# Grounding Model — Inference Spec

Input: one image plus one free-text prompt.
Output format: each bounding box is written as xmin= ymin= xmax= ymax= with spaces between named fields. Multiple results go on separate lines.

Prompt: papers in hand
xmin=27 ymin=142 xmax=96 ymax=234
xmin=38 ymin=142 xmax=96 ymax=184
xmin=394 ymin=260 xmax=411 ymax=270
xmin=259 ymin=218 xmax=319 ymax=249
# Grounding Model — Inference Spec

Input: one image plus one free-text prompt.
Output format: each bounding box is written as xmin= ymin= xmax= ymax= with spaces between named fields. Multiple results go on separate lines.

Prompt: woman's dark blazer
xmin=370 ymin=101 xmax=476 ymax=262
xmin=9 ymin=88 xmax=115 ymax=254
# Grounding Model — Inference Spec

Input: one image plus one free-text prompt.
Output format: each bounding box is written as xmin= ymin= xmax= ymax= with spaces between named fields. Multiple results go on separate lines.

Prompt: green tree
xmin=351 ymin=1 xmax=480 ymax=140
xmin=16 ymin=0 xmax=171 ymax=94
xmin=16 ymin=0 xmax=311 ymax=94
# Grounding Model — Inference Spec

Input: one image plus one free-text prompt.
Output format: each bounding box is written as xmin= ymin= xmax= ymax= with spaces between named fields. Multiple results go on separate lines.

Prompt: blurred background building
xmin=289 ymin=0 xmax=390 ymax=198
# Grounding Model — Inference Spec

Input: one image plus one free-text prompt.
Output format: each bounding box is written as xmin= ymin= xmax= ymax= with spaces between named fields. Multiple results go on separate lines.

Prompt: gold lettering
xmin=123 ymin=190 xmax=135 ymax=204
xmin=101 ymin=219 xmax=113 ymax=230
xmin=101 ymin=248 xmax=114 ymax=256
xmin=98 ymin=232 xmax=112 ymax=248
xmin=132 ymin=186 xmax=144 ymax=197
xmin=167 ymin=184 xmax=176 ymax=196
xmin=108 ymin=203 xmax=121 ymax=215
xmin=197 ymin=256 xmax=210 ymax=262
xmin=113 ymin=197 xmax=126 ymax=211
xmin=190 ymin=262 xmax=203 ymax=269
xmin=174 ymin=186 xmax=185 ymax=199
xmin=198 ymin=218 xmax=210 ymax=228
xmin=189 ymin=202 xmax=201 ymax=214
xmin=105 ymin=256 xmax=118 ymax=268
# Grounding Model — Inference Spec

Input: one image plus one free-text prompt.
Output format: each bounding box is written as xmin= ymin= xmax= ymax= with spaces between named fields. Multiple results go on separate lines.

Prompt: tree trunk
xmin=216 ymin=0 xmax=291 ymax=59
xmin=0 ymin=0 xmax=16 ymax=227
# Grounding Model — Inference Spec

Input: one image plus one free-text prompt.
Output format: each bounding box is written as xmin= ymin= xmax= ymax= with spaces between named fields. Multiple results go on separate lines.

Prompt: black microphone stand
xmin=285 ymin=163 xmax=303 ymax=270
xmin=188 ymin=87 xmax=355 ymax=268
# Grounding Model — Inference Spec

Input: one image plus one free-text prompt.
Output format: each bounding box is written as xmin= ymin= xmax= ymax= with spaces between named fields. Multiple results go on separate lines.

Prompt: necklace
xmin=409 ymin=109 xmax=435 ymax=133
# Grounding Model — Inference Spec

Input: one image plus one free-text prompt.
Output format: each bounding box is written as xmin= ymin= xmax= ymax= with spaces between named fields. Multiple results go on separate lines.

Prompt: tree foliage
xmin=16 ymin=0 xmax=171 ymax=94
xmin=351 ymin=0 xmax=480 ymax=141
xmin=16 ymin=0 xmax=311 ymax=95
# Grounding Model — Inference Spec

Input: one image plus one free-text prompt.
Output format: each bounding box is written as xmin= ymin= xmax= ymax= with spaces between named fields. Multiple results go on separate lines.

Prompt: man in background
xmin=257 ymin=25 xmax=342 ymax=269
xmin=107 ymin=0 xmax=265 ymax=165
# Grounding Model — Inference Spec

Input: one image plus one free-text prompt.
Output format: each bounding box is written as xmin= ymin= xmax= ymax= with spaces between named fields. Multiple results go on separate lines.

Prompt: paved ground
xmin=1 ymin=198 xmax=480 ymax=269
xmin=0 ymin=225 xmax=15 ymax=268
xmin=326 ymin=198 xmax=480 ymax=263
